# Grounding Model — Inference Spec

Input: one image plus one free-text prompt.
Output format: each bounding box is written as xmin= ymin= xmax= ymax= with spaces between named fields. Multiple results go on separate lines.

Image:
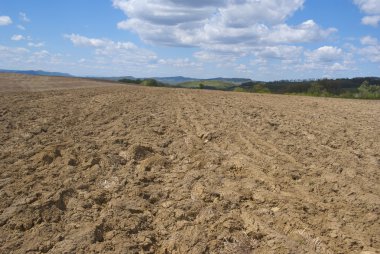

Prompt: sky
xmin=0 ymin=0 xmax=379 ymax=80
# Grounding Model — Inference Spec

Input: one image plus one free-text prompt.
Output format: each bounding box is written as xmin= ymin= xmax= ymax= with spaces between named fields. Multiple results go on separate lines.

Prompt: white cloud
xmin=112 ymin=0 xmax=340 ymax=78
xmin=264 ymin=20 xmax=336 ymax=44
xmin=194 ymin=50 xmax=240 ymax=63
xmin=33 ymin=50 xmax=50 ymax=59
xmin=0 ymin=43 xmax=153 ymax=77
xmin=17 ymin=25 xmax=26 ymax=30
xmin=0 ymin=44 xmax=29 ymax=55
xmin=28 ymin=42 xmax=45 ymax=48
xmin=361 ymin=36 xmax=378 ymax=45
xmin=0 ymin=44 xmax=73 ymax=72
xmin=0 ymin=16 xmax=12 ymax=26
xmin=330 ymin=63 xmax=349 ymax=71
xmin=113 ymin=0 xmax=335 ymax=47
xmin=158 ymin=58 xmax=202 ymax=68
xmin=254 ymin=45 xmax=303 ymax=60
xmin=354 ymin=0 xmax=380 ymax=14
xmin=300 ymin=46 xmax=355 ymax=73
xmin=235 ymin=63 xmax=251 ymax=73
xmin=305 ymin=46 xmax=343 ymax=63
xmin=359 ymin=36 xmax=380 ymax=63
xmin=361 ymin=15 xmax=380 ymax=26
xmin=64 ymin=34 xmax=109 ymax=47
xmin=0 ymin=44 xmax=30 ymax=65
xmin=11 ymin=34 xmax=25 ymax=41
xmin=64 ymin=34 xmax=209 ymax=76
xmin=360 ymin=45 xmax=380 ymax=63
xmin=65 ymin=34 xmax=157 ymax=67
xmin=19 ymin=12 xmax=30 ymax=22
xmin=353 ymin=0 xmax=380 ymax=26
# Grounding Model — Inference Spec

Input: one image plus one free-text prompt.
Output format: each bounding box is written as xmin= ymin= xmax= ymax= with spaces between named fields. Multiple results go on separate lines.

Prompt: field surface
xmin=0 ymin=74 xmax=379 ymax=253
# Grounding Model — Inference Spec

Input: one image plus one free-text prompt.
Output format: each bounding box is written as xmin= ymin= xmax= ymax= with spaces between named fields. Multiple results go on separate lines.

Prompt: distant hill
xmin=89 ymin=76 xmax=182 ymax=83
xmin=205 ymin=77 xmax=252 ymax=84
xmin=153 ymin=76 xmax=252 ymax=85
xmin=0 ymin=70 xmax=252 ymax=85
xmin=107 ymin=76 xmax=252 ymax=85
xmin=117 ymin=76 xmax=252 ymax=88
xmin=0 ymin=69 xmax=73 ymax=77
xmin=89 ymin=76 xmax=136 ymax=81
xmin=152 ymin=76 xmax=197 ymax=85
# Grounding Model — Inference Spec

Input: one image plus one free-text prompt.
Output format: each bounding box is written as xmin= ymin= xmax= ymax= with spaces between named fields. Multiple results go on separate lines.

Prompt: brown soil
xmin=0 ymin=74 xmax=379 ymax=253
xmin=0 ymin=73 xmax=116 ymax=92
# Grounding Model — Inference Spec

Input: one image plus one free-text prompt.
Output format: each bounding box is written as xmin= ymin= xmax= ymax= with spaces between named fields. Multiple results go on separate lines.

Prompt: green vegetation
xmin=233 ymin=87 xmax=246 ymax=92
xmin=118 ymin=76 xmax=380 ymax=99
xmin=142 ymin=79 xmax=159 ymax=87
xmin=356 ymin=81 xmax=380 ymax=99
xmin=176 ymin=80 xmax=238 ymax=90
xmin=239 ymin=78 xmax=380 ymax=99
xmin=252 ymin=84 xmax=271 ymax=93
xmin=119 ymin=78 xmax=142 ymax=84
xmin=119 ymin=78 xmax=165 ymax=87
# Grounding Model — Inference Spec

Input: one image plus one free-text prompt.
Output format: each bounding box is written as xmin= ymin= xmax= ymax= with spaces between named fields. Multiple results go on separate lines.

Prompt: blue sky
xmin=0 ymin=0 xmax=379 ymax=80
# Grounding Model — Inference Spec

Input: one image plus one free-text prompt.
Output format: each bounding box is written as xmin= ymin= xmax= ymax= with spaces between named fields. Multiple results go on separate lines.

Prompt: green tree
xmin=357 ymin=81 xmax=380 ymax=99
xmin=119 ymin=78 xmax=142 ymax=84
xmin=307 ymin=82 xmax=323 ymax=96
xmin=142 ymin=79 xmax=158 ymax=87
xmin=252 ymin=83 xmax=271 ymax=93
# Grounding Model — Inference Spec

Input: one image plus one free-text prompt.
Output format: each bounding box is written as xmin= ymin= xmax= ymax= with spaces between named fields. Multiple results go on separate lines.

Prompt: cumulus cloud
xmin=64 ymin=34 xmax=157 ymax=66
xmin=0 ymin=45 xmax=59 ymax=64
xmin=359 ymin=36 xmax=380 ymax=63
xmin=0 ymin=44 xmax=83 ymax=74
xmin=11 ymin=34 xmax=25 ymax=41
xmin=361 ymin=15 xmax=380 ymax=26
xmin=111 ymin=0 xmax=343 ymax=77
xmin=113 ymin=0 xmax=335 ymax=47
xmin=254 ymin=45 xmax=303 ymax=60
xmin=248 ymin=45 xmax=351 ymax=74
xmin=235 ymin=63 xmax=251 ymax=74
xmin=0 ymin=44 xmax=29 ymax=56
xmin=353 ymin=0 xmax=380 ymax=26
xmin=264 ymin=20 xmax=336 ymax=44
xmin=361 ymin=36 xmax=378 ymax=45
xmin=0 ymin=16 xmax=12 ymax=26
xmin=301 ymin=46 xmax=354 ymax=72
xmin=360 ymin=46 xmax=380 ymax=62
xmin=354 ymin=0 xmax=380 ymax=14
xmin=64 ymin=34 xmax=109 ymax=47
xmin=305 ymin=46 xmax=343 ymax=63
xmin=0 ymin=44 xmax=30 ymax=66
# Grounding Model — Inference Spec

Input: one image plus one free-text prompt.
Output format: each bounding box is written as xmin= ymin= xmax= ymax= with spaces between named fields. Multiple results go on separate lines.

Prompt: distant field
xmin=0 ymin=73 xmax=120 ymax=92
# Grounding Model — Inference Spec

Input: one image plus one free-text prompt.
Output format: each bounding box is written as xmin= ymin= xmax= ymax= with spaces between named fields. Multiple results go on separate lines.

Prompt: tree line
xmin=119 ymin=77 xmax=380 ymax=99
xmin=236 ymin=77 xmax=380 ymax=99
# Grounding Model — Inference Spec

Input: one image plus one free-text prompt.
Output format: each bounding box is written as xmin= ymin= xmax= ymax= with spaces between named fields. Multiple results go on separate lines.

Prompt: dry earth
xmin=0 ymin=73 xmax=115 ymax=92
xmin=0 ymin=74 xmax=379 ymax=253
